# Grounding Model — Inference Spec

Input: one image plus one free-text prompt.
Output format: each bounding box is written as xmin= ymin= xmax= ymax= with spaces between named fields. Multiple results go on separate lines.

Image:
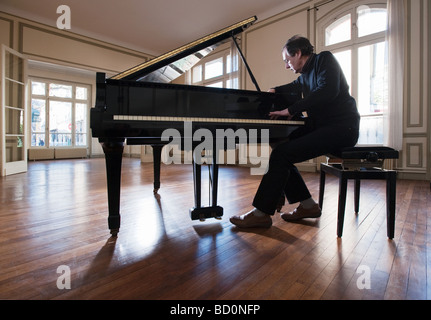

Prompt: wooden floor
xmin=0 ymin=157 xmax=430 ymax=300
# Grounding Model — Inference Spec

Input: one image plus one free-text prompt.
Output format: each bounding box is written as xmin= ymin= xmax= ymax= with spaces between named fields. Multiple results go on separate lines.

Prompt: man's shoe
xmin=230 ymin=211 xmax=272 ymax=228
xmin=281 ymin=204 xmax=321 ymax=222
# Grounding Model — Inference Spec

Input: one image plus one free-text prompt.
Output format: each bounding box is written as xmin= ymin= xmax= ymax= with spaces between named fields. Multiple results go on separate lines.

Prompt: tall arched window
xmin=320 ymin=3 xmax=388 ymax=145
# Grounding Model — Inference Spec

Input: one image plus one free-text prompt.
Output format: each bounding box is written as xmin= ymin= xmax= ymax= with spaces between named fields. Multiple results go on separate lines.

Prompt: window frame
xmin=29 ymin=77 xmax=91 ymax=149
xmin=318 ymin=2 xmax=388 ymax=146
xmin=189 ymin=47 xmax=239 ymax=89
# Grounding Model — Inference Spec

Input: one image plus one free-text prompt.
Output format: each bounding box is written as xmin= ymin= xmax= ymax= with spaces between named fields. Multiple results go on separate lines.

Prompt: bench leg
xmin=354 ymin=179 xmax=360 ymax=213
xmin=319 ymin=169 xmax=326 ymax=210
xmin=386 ymin=171 xmax=396 ymax=239
xmin=337 ymin=176 xmax=348 ymax=237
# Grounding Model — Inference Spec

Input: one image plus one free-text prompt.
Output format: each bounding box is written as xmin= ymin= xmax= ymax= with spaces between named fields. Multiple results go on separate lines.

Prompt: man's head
xmin=282 ymin=35 xmax=314 ymax=74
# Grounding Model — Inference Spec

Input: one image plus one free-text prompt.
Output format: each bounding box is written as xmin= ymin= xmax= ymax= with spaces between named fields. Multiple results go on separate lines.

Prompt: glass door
xmin=1 ymin=45 xmax=27 ymax=176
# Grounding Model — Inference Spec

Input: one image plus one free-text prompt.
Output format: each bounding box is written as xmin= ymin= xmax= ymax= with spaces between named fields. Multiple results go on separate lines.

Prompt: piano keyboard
xmin=113 ymin=115 xmax=304 ymax=125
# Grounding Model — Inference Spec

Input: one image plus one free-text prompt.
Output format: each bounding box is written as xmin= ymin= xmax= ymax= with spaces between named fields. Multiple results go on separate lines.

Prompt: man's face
xmin=282 ymin=48 xmax=301 ymax=74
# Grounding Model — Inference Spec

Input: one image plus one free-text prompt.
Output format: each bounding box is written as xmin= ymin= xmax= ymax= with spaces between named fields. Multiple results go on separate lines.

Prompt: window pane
xmin=357 ymin=7 xmax=387 ymax=37
xmin=5 ymin=137 xmax=24 ymax=162
xmin=226 ymin=77 xmax=238 ymax=89
xmin=226 ymin=54 xmax=238 ymax=73
xmin=333 ymin=50 xmax=352 ymax=92
xmin=358 ymin=115 xmax=383 ymax=144
xmin=32 ymin=81 xmax=46 ymax=95
xmin=32 ymin=134 xmax=46 ymax=147
xmin=5 ymin=108 xmax=24 ymax=134
xmin=50 ymin=101 xmax=72 ymax=146
xmin=206 ymin=81 xmax=223 ymax=88
xmin=49 ymin=83 xmax=72 ymax=98
xmin=76 ymin=103 xmax=87 ymax=134
xmin=205 ymin=57 xmax=223 ymax=80
xmin=76 ymin=134 xmax=87 ymax=146
xmin=192 ymin=65 xmax=202 ymax=83
xmin=5 ymin=80 xmax=24 ymax=108
xmin=76 ymin=87 xmax=88 ymax=100
xmin=31 ymin=99 xmax=46 ymax=147
xmin=325 ymin=14 xmax=351 ymax=46
xmin=357 ymin=42 xmax=388 ymax=115
xmin=31 ymin=99 xmax=46 ymax=130
xmin=5 ymin=51 xmax=24 ymax=82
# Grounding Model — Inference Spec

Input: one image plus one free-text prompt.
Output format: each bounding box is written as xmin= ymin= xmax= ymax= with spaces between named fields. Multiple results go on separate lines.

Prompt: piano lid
xmin=110 ymin=16 xmax=257 ymax=82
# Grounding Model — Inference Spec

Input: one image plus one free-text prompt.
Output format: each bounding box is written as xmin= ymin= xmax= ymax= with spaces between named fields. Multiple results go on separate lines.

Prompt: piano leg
xmin=101 ymin=140 xmax=124 ymax=237
xmin=209 ymin=162 xmax=219 ymax=207
xmin=151 ymin=145 xmax=163 ymax=193
xmin=193 ymin=160 xmax=202 ymax=208
xmin=209 ymin=162 xmax=222 ymax=221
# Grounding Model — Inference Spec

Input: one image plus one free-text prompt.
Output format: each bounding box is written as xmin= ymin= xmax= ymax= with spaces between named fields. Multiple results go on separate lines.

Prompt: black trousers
xmin=252 ymin=124 xmax=359 ymax=215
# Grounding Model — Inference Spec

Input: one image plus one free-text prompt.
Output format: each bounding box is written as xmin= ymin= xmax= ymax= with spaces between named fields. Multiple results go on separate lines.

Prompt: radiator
xmin=28 ymin=148 xmax=87 ymax=160
xmin=28 ymin=148 xmax=55 ymax=160
xmin=54 ymin=148 xmax=87 ymax=159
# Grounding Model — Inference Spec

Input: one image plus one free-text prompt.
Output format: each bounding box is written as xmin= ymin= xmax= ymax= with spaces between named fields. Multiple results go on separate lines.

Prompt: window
xmin=190 ymin=48 xmax=238 ymax=89
xmin=322 ymin=4 xmax=388 ymax=145
xmin=30 ymin=79 xmax=90 ymax=148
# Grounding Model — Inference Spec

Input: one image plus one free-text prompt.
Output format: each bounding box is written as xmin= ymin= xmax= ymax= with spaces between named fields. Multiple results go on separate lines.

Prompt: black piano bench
xmin=318 ymin=147 xmax=399 ymax=239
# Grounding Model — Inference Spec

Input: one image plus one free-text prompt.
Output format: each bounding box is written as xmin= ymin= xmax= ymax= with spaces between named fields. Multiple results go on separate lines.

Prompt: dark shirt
xmin=275 ymin=51 xmax=360 ymax=128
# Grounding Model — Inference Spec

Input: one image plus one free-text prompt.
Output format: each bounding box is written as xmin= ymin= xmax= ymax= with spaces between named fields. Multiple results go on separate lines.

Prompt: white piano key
xmin=112 ymin=115 xmax=304 ymax=126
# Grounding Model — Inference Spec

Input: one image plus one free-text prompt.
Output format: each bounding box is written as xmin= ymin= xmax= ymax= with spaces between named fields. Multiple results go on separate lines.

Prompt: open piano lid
xmin=110 ymin=16 xmax=257 ymax=83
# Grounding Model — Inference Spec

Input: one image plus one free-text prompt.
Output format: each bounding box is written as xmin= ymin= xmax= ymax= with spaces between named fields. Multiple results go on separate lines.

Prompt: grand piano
xmin=91 ymin=16 xmax=304 ymax=236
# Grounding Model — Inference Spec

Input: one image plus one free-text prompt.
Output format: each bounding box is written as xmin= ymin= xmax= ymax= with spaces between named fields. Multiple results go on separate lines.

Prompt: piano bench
xmin=318 ymin=147 xmax=399 ymax=239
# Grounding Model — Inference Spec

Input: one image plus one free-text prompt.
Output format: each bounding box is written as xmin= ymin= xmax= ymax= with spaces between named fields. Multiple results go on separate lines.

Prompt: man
xmin=230 ymin=35 xmax=360 ymax=228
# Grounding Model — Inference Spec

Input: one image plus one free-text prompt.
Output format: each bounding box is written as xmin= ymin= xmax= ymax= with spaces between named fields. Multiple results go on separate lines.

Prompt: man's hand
xmin=269 ymin=108 xmax=292 ymax=120
xmin=267 ymin=88 xmax=293 ymax=119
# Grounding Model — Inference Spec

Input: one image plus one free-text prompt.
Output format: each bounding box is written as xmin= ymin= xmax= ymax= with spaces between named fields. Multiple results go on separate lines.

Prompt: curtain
xmin=384 ymin=0 xmax=405 ymax=150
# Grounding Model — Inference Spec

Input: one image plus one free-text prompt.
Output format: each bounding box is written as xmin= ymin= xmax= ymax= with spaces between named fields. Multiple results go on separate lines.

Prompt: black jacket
xmin=275 ymin=51 xmax=360 ymax=129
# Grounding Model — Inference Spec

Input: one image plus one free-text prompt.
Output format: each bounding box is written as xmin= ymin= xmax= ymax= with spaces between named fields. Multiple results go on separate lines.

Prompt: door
xmin=1 ymin=45 xmax=28 ymax=176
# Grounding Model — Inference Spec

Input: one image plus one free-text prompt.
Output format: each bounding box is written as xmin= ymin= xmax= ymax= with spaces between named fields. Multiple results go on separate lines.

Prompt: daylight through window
xmin=30 ymin=79 xmax=90 ymax=148
xmin=190 ymin=48 xmax=238 ymax=89
xmin=322 ymin=4 xmax=388 ymax=145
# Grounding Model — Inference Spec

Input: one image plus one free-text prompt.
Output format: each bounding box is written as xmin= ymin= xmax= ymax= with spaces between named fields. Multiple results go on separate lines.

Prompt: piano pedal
xmin=190 ymin=206 xmax=223 ymax=221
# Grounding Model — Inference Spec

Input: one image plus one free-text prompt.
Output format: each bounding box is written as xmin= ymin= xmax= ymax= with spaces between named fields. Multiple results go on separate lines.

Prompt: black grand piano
xmin=91 ymin=16 xmax=304 ymax=236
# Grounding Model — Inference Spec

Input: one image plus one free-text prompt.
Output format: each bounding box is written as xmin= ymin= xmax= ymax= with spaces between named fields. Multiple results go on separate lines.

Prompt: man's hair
xmin=283 ymin=35 xmax=314 ymax=56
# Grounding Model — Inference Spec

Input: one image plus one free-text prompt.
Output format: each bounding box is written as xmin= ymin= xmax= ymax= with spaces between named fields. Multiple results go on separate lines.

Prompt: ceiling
xmin=0 ymin=0 xmax=308 ymax=56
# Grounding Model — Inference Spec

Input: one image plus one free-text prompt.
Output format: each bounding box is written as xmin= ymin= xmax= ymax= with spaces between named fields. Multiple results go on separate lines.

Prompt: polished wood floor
xmin=0 ymin=158 xmax=429 ymax=300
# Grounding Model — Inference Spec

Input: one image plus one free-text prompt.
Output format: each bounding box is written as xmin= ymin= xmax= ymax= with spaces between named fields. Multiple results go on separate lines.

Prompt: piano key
xmin=111 ymin=115 xmax=304 ymax=126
